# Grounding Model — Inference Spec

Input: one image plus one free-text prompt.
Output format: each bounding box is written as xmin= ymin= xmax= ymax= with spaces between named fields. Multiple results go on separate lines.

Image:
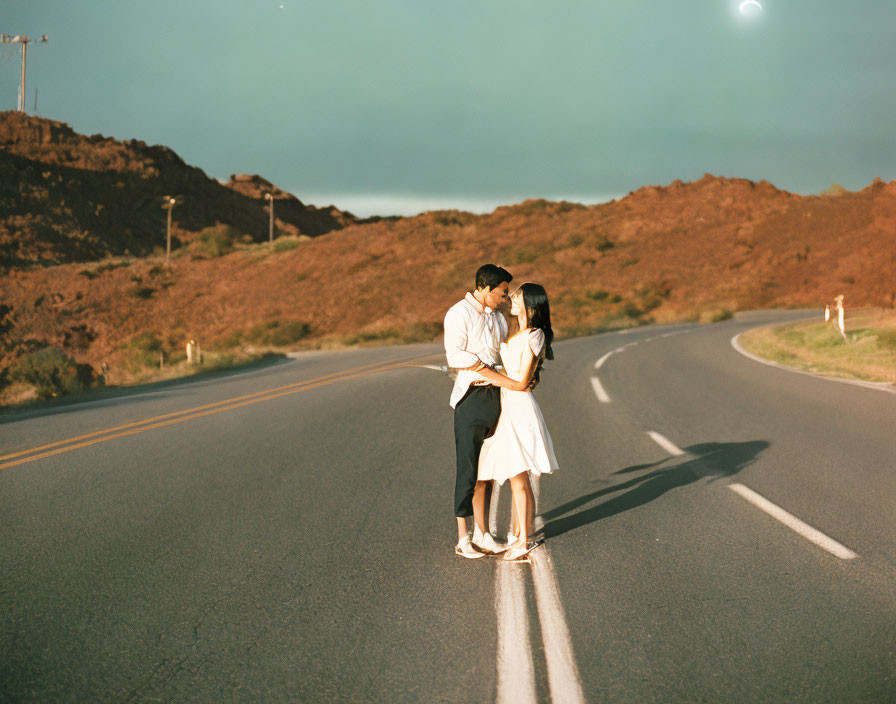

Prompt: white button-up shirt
xmin=444 ymin=292 xmax=509 ymax=408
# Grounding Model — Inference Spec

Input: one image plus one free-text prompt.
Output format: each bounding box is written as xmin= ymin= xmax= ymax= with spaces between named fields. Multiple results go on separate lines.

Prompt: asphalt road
xmin=1 ymin=310 xmax=894 ymax=703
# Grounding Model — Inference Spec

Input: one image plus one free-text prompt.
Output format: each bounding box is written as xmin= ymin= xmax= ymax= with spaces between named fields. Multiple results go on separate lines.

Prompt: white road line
xmin=493 ymin=483 xmax=584 ymax=704
xmin=728 ymin=483 xmax=858 ymax=560
xmin=530 ymin=548 xmax=587 ymax=704
xmin=594 ymin=351 xmax=614 ymax=370
xmin=489 ymin=482 xmax=502 ymax=536
xmin=590 ymin=376 xmax=611 ymax=403
xmin=594 ymin=330 xmax=687 ymax=371
xmin=531 ymin=474 xmax=541 ymax=518
xmin=495 ymin=564 xmax=538 ymax=704
xmin=647 ymin=431 xmax=685 ymax=456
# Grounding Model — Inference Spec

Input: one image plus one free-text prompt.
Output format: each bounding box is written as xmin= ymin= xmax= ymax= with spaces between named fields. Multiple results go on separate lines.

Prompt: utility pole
xmin=163 ymin=196 xmax=176 ymax=267
xmin=1 ymin=34 xmax=48 ymax=113
xmin=264 ymin=192 xmax=275 ymax=246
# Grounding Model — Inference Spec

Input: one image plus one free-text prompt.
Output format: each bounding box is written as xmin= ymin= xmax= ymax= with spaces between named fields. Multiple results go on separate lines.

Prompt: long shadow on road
xmin=540 ymin=440 xmax=769 ymax=540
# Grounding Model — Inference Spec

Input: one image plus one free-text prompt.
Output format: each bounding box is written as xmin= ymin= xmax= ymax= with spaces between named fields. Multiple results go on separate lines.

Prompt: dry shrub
xmin=11 ymin=346 xmax=95 ymax=399
xmin=637 ymin=280 xmax=672 ymax=313
xmin=699 ymin=308 xmax=734 ymax=323
xmin=191 ymin=223 xmax=238 ymax=258
xmin=132 ymin=286 xmax=155 ymax=299
xmin=247 ymin=319 xmax=312 ymax=347
xmin=584 ymin=289 xmax=610 ymax=301
xmin=126 ymin=331 xmax=164 ymax=369
xmin=79 ymin=260 xmax=131 ymax=279
xmin=342 ymin=322 xmax=441 ymax=346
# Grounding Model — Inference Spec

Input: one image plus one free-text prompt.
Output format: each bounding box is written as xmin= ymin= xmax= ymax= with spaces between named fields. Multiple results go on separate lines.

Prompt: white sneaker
xmin=503 ymin=540 xmax=542 ymax=561
xmin=455 ymin=535 xmax=486 ymax=559
xmin=472 ymin=528 xmax=508 ymax=555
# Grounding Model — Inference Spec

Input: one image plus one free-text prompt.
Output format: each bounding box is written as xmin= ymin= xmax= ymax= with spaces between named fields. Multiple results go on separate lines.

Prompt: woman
xmin=478 ymin=282 xmax=559 ymax=561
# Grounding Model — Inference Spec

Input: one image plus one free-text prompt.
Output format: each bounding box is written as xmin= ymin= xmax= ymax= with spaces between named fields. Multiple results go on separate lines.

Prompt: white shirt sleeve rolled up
xmin=444 ymin=309 xmax=480 ymax=369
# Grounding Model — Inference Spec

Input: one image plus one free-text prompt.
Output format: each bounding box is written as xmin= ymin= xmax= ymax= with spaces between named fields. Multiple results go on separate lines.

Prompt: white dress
xmin=478 ymin=329 xmax=559 ymax=485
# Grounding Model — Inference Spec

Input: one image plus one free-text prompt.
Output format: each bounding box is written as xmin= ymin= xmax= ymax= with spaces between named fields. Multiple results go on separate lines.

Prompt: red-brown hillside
xmin=0 ymin=112 xmax=360 ymax=266
xmin=2 ymin=113 xmax=895 ymax=398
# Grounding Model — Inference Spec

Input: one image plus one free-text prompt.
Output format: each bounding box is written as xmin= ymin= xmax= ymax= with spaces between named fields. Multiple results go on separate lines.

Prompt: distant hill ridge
xmin=2 ymin=111 xmax=896 ymax=404
xmin=0 ymin=111 xmax=360 ymax=266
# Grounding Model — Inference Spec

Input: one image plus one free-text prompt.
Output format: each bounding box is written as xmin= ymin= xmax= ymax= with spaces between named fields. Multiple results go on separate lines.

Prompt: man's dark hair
xmin=475 ymin=264 xmax=513 ymax=291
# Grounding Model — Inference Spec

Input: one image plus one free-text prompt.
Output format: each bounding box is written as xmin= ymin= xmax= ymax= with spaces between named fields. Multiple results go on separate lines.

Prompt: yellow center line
xmin=0 ymin=355 xmax=421 ymax=463
xmin=1 ymin=355 xmax=433 ymax=472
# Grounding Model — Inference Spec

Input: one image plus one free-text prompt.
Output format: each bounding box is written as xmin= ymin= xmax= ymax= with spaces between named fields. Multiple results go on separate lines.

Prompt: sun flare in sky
xmin=737 ymin=0 xmax=764 ymax=21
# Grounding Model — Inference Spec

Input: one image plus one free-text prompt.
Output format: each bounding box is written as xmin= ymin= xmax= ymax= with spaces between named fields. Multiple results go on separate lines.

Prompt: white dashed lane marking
xmin=728 ymin=483 xmax=859 ymax=560
xmin=590 ymin=377 xmax=611 ymax=403
xmin=594 ymin=351 xmax=614 ymax=370
xmin=647 ymin=431 xmax=685 ymax=456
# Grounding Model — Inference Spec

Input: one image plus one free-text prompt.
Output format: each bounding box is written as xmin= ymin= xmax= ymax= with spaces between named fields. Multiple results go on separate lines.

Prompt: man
xmin=444 ymin=264 xmax=513 ymax=558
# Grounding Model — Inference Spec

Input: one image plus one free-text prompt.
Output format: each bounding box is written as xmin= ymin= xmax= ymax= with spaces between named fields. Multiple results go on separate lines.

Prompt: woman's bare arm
xmin=515 ymin=346 xmax=537 ymax=391
xmin=476 ymin=364 xmax=527 ymax=391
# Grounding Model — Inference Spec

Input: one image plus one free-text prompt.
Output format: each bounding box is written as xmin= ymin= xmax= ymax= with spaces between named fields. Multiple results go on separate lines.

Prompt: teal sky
xmin=3 ymin=1 xmax=894 ymax=216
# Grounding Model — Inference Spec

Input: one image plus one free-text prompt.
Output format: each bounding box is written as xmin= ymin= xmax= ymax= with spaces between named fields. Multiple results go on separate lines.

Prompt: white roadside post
xmin=824 ymin=304 xmax=830 ymax=322
xmin=834 ymin=294 xmax=847 ymax=341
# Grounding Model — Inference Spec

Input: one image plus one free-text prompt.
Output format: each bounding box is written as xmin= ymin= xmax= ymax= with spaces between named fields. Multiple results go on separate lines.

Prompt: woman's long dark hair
xmin=520 ymin=283 xmax=554 ymax=382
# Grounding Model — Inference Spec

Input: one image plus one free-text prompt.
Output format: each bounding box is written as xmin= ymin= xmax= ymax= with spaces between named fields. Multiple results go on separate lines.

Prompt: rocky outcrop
xmin=0 ymin=112 xmax=358 ymax=266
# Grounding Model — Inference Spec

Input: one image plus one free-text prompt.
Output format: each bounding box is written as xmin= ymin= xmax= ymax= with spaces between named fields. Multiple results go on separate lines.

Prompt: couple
xmin=444 ymin=264 xmax=559 ymax=562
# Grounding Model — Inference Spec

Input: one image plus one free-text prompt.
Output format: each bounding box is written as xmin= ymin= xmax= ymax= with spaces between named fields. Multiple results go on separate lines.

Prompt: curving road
xmin=1 ymin=310 xmax=894 ymax=703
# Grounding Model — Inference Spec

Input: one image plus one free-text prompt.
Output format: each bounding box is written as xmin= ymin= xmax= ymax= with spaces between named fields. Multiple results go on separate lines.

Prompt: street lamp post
xmin=1 ymin=34 xmax=48 ymax=113
xmin=163 ymin=196 xmax=176 ymax=266
xmin=264 ymin=192 xmax=274 ymax=246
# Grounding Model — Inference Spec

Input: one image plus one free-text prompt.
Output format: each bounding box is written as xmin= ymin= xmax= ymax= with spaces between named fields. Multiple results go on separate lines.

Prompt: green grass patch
xmin=739 ymin=309 xmax=896 ymax=384
xmin=556 ymin=315 xmax=647 ymax=339
xmin=273 ymin=235 xmax=308 ymax=253
xmin=339 ymin=322 xmax=442 ymax=346
xmin=183 ymin=223 xmax=241 ymax=259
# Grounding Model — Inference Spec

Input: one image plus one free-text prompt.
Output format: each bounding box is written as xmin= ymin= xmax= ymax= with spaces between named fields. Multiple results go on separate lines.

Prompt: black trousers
xmin=453 ymin=385 xmax=501 ymax=518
